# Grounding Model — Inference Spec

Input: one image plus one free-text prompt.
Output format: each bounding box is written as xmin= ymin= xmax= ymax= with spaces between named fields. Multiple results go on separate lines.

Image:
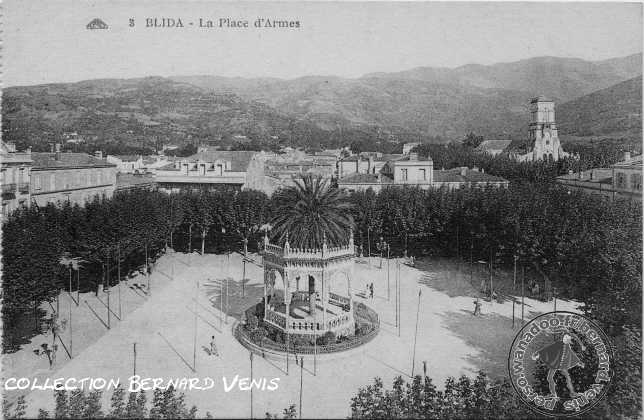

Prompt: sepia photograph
xmin=1 ymin=1 xmax=642 ymax=418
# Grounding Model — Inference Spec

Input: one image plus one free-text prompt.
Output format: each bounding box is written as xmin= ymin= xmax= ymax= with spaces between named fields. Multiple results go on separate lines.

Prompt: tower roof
xmin=530 ymin=95 xmax=553 ymax=103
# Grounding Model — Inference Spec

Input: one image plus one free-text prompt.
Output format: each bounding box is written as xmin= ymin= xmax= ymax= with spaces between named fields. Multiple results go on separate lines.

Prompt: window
xmin=419 ymin=168 xmax=426 ymax=181
xmin=616 ymin=172 xmax=627 ymax=189
xmin=401 ymin=168 xmax=408 ymax=181
xmin=49 ymin=174 xmax=56 ymax=191
xmin=631 ymin=173 xmax=642 ymax=191
xmin=35 ymin=175 xmax=41 ymax=190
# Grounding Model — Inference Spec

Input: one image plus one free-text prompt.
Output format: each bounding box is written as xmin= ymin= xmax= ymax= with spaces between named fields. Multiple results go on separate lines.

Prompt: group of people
xmin=366 ymin=282 xmax=374 ymax=299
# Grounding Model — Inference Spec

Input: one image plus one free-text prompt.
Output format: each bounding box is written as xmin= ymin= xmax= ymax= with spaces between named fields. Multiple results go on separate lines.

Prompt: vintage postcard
xmin=1 ymin=1 xmax=642 ymax=419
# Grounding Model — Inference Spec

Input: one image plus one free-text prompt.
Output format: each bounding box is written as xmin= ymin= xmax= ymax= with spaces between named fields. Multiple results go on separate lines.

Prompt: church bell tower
xmin=528 ymin=96 xmax=563 ymax=162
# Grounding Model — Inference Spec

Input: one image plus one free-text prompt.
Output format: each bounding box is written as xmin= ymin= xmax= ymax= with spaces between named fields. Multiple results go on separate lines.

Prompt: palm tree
xmin=270 ymin=174 xmax=354 ymax=249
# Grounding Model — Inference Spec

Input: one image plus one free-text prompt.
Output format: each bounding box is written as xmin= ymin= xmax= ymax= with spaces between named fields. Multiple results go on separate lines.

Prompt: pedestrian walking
xmin=473 ymin=298 xmax=482 ymax=316
xmin=369 ymin=283 xmax=374 ymax=299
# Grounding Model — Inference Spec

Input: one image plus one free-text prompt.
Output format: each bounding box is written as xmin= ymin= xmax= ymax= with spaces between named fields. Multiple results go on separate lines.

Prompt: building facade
xmin=338 ymin=151 xmax=508 ymax=193
xmin=155 ymin=150 xmax=262 ymax=193
xmin=30 ymin=150 xmax=117 ymax=207
xmin=338 ymin=152 xmax=403 ymax=178
xmin=381 ymin=153 xmax=433 ymax=186
xmin=402 ymin=142 xmax=422 ymax=155
xmin=1 ymin=142 xmax=32 ymax=217
xmin=555 ymin=153 xmax=642 ymax=201
xmin=106 ymin=155 xmax=145 ymax=173
xmin=515 ymin=96 xmax=568 ymax=162
xmin=433 ymin=167 xmax=510 ymax=190
xmin=611 ymin=153 xmax=642 ymax=200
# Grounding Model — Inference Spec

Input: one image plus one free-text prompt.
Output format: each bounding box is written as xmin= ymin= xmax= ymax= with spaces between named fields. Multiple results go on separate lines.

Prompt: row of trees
xmin=1 ymin=187 xmax=273 ymax=352
xmin=351 ymin=183 xmax=642 ymax=325
xmin=3 ymin=180 xmax=641 ymax=347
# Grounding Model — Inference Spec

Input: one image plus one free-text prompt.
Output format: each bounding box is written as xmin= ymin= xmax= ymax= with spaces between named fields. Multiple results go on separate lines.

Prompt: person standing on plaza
xmin=473 ymin=298 xmax=482 ymax=316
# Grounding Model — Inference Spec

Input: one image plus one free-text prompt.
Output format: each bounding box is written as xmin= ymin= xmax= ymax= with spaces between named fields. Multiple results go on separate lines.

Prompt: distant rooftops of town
xmin=31 ymin=152 xmax=116 ymax=170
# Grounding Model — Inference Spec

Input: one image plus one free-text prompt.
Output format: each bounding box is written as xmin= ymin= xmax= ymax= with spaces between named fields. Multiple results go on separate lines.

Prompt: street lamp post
xmin=242 ymin=238 xmax=248 ymax=298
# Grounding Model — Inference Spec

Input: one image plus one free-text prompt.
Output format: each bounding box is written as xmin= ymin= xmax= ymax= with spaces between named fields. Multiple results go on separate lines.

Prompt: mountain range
xmin=3 ymin=53 xmax=641 ymax=152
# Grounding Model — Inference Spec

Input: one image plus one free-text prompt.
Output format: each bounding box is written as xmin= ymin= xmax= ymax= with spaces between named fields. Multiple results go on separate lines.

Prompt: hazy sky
xmin=4 ymin=1 xmax=642 ymax=86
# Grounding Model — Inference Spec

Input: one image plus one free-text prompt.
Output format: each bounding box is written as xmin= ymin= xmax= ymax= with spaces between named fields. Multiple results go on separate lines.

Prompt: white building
xmin=106 ymin=155 xmax=145 ymax=173
xmin=1 ymin=142 xmax=32 ymax=217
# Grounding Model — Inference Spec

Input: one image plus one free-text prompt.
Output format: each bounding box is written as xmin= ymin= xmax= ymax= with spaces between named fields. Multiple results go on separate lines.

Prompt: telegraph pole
xmin=145 ymin=243 xmax=150 ymax=295
xmin=220 ymin=279 xmax=223 ymax=329
xmin=412 ymin=289 xmax=422 ymax=377
xmin=299 ymin=356 xmax=303 ymax=419
xmin=521 ymin=266 xmax=525 ymax=324
xmin=106 ymin=254 xmax=111 ymax=329
xmin=250 ymin=352 xmax=254 ymax=419
xmin=396 ymin=261 xmax=402 ymax=337
xmin=387 ymin=245 xmax=390 ymax=301
xmin=69 ymin=295 xmax=73 ymax=357
xmin=193 ymin=280 xmax=198 ymax=371
xmin=118 ymin=243 xmax=122 ymax=318
xmin=395 ymin=258 xmax=398 ymax=329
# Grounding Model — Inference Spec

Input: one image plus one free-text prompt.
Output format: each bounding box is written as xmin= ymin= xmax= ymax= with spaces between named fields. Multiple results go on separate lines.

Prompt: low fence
xmin=234 ymin=305 xmax=380 ymax=355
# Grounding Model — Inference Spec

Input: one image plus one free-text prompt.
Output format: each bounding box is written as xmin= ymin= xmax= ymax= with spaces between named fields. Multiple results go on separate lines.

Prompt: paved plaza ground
xmin=9 ymin=250 xmax=581 ymax=418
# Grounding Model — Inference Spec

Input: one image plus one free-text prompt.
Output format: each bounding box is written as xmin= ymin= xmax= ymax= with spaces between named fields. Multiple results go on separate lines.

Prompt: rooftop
xmin=31 ymin=153 xmax=115 ymax=169
xmin=338 ymin=173 xmax=393 ymax=184
xmin=530 ymin=95 xmax=553 ymax=103
xmin=433 ymin=168 xmax=508 ymax=184
xmin=340 ymin=153 xmax=404 ymax=162
xmin=396 ymin=155 xmax=432 ymax=162
xmin=556 ymin=168 xmax=613 ymax=184
xmin=109 ymin=155 xmax=142 ymax=162
xmin=475 ymin=140 xmax=512 ymax=152
xmin=158 ymin=150 xmax=258 ymax=172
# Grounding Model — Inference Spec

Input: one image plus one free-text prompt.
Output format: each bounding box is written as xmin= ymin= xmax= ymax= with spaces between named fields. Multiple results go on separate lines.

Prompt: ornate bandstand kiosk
xmin=262 ymin=231 xmax=356 ymax=339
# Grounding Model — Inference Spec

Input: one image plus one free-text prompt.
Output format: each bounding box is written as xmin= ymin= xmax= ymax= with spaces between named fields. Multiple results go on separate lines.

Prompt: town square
xmin=1 ymin=1 xmax=642 ymax=419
